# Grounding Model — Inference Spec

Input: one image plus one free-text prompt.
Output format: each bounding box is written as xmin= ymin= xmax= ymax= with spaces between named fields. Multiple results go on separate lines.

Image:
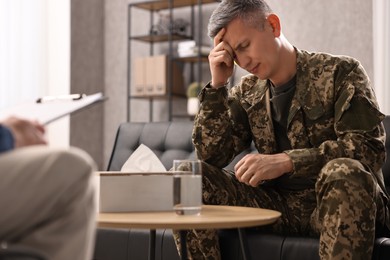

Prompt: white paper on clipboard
xmin=0 ymin=92 xmax=105 ymax=125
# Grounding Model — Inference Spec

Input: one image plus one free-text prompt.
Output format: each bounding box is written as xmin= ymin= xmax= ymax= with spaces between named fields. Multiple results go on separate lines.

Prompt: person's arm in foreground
xmin=0 ymin=116 xmax=47 ymax=153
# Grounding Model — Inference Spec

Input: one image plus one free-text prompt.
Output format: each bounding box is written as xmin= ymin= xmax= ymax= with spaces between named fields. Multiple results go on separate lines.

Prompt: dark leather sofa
xmin=93 ymin=117 xmax=390 ymax=260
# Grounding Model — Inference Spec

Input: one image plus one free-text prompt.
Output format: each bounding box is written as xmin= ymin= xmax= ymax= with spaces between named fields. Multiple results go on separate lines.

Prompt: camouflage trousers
xmin=173 ymin=158 xmax=387 ymax=260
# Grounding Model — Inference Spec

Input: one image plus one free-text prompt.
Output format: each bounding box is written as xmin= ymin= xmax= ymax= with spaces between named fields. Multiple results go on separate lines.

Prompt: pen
xmin=36 ymin=93 xmax=86 ymax=103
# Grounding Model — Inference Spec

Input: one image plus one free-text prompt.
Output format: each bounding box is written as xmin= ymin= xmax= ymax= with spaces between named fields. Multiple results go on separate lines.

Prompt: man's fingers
xmin=213 ymin=27 xmax=234 ymax=61
xmin=234 ymin=160 xmax=244 ymax=174
xmin=222 ymin=43 xmax=234 ymax=62
xmin=213 ymin=41 xmax=234 ymax=62
xmin=213 ymin=28 xmax=226 ymax=47
xmin=211 ymin=51 xmax=234 ymax=67
xmin=32 ymin=120 xmax=46 ymax=134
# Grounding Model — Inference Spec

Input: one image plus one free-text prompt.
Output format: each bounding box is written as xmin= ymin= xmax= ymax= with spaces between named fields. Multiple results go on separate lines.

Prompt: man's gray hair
xmin=208 ymin=0 xmax=273 ymax=39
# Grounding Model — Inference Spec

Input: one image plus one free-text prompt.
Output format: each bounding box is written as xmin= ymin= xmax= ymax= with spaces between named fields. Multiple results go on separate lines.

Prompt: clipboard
xmin=0 ymin=92 xmax=105 ymax=125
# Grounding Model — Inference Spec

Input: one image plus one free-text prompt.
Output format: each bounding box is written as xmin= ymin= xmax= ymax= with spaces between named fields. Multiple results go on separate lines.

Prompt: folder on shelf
xmin=0 ymin=92 xmax=105 ymax=125
xmin=132 ymin=55 xmax=185 ymax=97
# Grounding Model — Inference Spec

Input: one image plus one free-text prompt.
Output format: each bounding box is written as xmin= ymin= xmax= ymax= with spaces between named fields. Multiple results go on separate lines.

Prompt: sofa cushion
xmin=107 ymin=121 xmax=195 ymax=171
xmin=93 ymin=228 xmax=130 ymax=260
xmin=219 ymin=229 xmax=284 ymax=260
xmin=281 ymin=236 xmax=320 ymax=260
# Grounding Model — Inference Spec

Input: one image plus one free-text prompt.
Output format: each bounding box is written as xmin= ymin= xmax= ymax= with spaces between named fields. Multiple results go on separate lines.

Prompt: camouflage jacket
xmin=193 ymin=49 xmax=387 ymax=194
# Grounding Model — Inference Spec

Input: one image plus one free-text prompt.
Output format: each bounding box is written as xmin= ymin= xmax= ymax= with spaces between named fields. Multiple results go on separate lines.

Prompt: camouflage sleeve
xmin=192 ymin=83 xmax=252 ymax=168
xmin=285 ymin=60 xmax=385 ymax=177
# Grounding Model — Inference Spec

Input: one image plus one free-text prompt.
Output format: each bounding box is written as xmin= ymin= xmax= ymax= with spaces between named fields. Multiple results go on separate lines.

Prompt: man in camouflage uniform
xmin=174 ymin=0 xmax=390 ymax=259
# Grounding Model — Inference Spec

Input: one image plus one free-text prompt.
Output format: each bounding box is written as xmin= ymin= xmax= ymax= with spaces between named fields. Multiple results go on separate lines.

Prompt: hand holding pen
xmin=1 ymin=116 xmax=47 ymax=147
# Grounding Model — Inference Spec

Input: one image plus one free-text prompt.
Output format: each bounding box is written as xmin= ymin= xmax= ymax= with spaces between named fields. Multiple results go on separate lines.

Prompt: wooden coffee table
xmin=98 ymin=205 xmax=281 ymax=260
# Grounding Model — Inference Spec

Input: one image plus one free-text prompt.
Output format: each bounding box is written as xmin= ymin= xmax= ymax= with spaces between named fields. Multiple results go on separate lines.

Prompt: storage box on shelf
xmin=132 ymin=55 xmax=184 ymax=97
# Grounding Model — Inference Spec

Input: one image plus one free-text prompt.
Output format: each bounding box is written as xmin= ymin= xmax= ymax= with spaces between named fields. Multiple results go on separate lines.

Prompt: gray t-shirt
xmin=269 ymin=76 xmax=297 ymax=152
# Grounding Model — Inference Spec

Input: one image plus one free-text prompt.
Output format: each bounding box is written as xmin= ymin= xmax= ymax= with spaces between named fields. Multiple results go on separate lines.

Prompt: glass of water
xmin=172 ymin=159 xmax=202 ymax=215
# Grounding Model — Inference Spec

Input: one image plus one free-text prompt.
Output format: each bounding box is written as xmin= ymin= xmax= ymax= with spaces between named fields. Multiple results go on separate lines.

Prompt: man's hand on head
xmin=208 ymin=28 xmax=235 ymax=88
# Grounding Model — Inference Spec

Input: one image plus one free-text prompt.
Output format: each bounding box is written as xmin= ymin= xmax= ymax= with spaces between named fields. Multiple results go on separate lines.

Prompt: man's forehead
xmin=223 ymin=18 xmax=247 ymax=48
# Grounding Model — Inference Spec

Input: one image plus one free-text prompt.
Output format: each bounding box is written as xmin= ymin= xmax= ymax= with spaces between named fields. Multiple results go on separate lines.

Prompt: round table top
xmin=98 ymin=205 xmax=281 ymax=230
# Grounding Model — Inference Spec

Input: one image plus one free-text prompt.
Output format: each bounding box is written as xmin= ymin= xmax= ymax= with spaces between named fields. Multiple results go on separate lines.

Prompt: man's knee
xmin=51 ymin=148 xmax=95 ymax=176
xmin=199 ymin=161 xmax=236 ymax=205
xmin=42 ymin=147 xmax=96 ymax=194
xmin=49 ymin=148 xmax=97 ymax=210
xmin=317 ymin=158 xmax=376 ymax=198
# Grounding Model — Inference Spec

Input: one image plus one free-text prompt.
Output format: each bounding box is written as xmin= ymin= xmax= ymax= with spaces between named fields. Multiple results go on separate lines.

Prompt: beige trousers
xmin=0 ymin=145 xmax=97 ymax=260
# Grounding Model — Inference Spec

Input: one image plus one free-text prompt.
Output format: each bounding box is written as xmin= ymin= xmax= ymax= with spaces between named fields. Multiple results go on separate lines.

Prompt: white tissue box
xmin=97 ymin=171 xmax=173 ymax=212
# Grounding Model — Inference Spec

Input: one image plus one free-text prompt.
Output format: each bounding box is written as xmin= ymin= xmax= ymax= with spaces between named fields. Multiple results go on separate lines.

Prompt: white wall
xmin=373 ymin=0 xmax=390 ymax=115
xmin=0 ymin=0 xmax=70 ymax=147
xmin=46 ymin=0 xmax=71 ymax=147
xmin=0 ymin=0 xmax=47 ymax=108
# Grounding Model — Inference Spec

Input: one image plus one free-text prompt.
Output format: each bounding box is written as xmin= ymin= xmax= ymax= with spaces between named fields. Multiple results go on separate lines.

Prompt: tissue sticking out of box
xmin=121 ymin=143 xmax=166 ymax=172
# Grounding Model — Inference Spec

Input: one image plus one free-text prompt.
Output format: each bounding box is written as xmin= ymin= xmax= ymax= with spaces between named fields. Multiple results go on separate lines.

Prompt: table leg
xmin=179 ymin=230 xmax=188 ymax=260
xmin=238 ymin=228 xmax=251 ymax=260
xmin=149 ymin=230 xmax=156 ymax=260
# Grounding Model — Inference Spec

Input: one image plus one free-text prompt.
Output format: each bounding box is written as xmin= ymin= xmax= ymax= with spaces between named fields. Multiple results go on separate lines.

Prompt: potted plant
xmin=186 ymin=81 xmax=203 ymax=115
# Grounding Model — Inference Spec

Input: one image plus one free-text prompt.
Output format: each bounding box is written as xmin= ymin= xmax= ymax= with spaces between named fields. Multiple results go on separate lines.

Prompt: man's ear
xmin=266 ymin=14 xmax=281 ymax=37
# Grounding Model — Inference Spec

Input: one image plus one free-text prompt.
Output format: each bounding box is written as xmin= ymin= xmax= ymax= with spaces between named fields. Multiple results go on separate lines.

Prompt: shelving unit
xmin=127 ymin=0 xmax=219 ymax=122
